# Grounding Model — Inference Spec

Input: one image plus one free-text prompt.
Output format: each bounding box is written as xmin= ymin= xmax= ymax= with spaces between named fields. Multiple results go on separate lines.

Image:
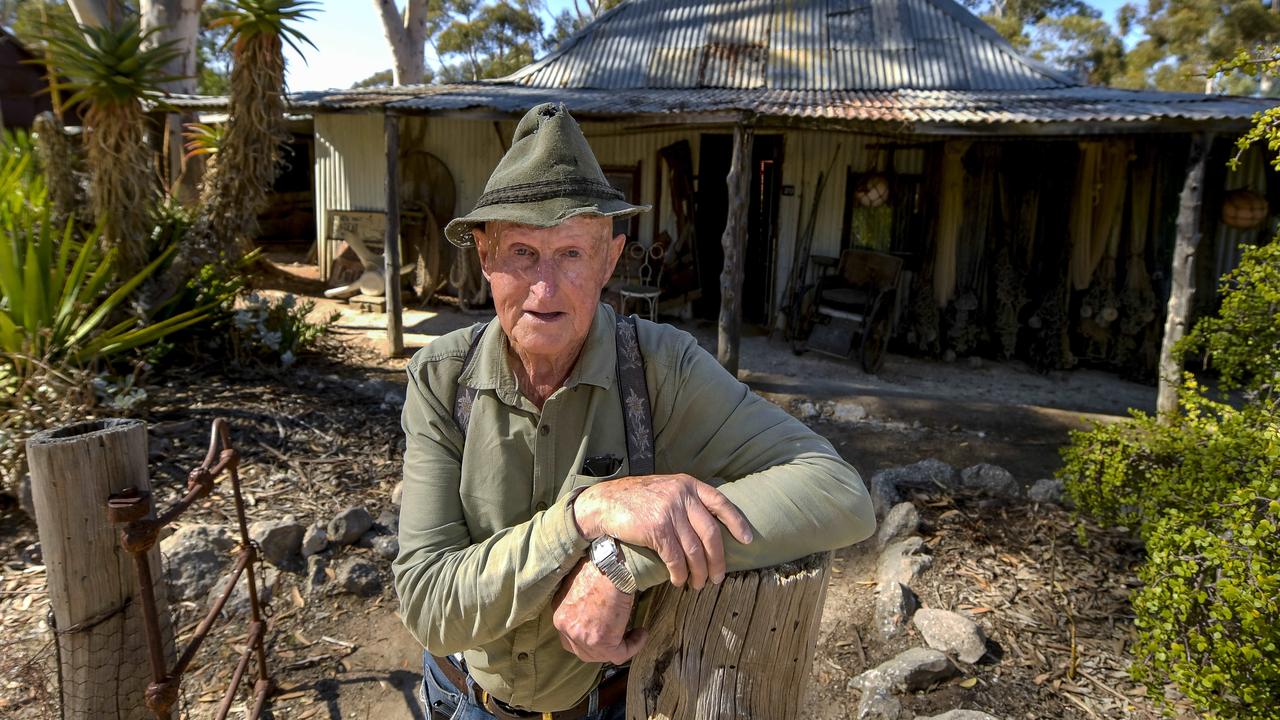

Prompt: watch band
xmin=591 ymin=536 xmax=638 ymax=595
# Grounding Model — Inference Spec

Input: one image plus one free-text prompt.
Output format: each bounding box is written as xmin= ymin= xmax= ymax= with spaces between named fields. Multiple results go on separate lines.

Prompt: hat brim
xmin=444 ymin=196 xmax=651 ymax=248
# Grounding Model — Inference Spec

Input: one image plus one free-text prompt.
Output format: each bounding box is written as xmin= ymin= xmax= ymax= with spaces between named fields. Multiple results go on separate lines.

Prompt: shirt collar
xmin=458 ymin=303 xmax=617 ymax=406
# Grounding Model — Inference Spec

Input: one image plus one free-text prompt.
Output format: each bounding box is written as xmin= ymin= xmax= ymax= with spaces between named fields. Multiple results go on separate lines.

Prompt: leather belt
xmin=431 ymin=654 xmax=628 ymax=720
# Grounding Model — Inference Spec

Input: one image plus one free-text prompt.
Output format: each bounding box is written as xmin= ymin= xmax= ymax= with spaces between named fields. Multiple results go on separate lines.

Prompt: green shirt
xmin=393 ymin=303 xmax=875 ymax=712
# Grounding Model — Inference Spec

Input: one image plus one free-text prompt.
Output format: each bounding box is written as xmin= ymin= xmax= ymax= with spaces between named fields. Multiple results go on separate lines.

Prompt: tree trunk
xmin=141 ymin=0 xmax=201 ymax=198
xmin=1156 ymin=133 xmax=1211 ymax=418
xmin=626 ymin=553 xmax=832 ymax=719
xmin=26 ymin=419 xmax=174 ymax=720
xmin=385 ymin=114 xmax=405 ymax=357
xmin=67 ymin=0 xmax=109 ymax=27
xmin=717 ymin=122 xmax=753 ymax=376
xmin=373 ymin=0 xmax=428 ymax=85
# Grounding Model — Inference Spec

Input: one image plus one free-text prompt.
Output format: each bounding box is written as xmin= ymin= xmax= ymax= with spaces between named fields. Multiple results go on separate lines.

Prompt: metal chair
xmin=618 ymin=242 xmax=664 ymax=321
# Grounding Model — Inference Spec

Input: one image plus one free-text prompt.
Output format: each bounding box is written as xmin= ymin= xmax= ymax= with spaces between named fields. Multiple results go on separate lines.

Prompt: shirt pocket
xmin=569 ymin=458 xmax=629 ymax=491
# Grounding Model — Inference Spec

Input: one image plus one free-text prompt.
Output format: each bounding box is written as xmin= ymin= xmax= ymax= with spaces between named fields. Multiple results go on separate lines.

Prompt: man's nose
xmin=529 ymin=261 xmax=558 ymax=298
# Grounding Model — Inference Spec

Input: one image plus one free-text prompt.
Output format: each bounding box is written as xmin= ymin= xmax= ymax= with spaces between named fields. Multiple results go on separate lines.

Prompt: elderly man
xmin=394 ymin=103 xmax=875 ymax=720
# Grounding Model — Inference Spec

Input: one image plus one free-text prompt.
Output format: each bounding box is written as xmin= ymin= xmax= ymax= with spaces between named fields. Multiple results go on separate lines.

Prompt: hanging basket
xmin=1222 ymin=189 xmax=1269 ymax=230
xmin=854 ymin=174 xmax=890 ymax=208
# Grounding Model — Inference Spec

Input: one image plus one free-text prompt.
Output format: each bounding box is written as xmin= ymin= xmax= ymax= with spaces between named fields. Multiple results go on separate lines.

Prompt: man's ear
xmin=473 ymin=226 xmax=493 ymax=282
xmin=604 ymin=232 xmax=626 ymax=280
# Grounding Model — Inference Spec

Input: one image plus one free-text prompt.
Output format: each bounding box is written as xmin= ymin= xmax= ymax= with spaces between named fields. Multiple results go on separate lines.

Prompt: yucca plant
xmin=40 ymin=18 xmax=184 ymax=278
xmin=197 ymin=0 xmax=317 ymax=258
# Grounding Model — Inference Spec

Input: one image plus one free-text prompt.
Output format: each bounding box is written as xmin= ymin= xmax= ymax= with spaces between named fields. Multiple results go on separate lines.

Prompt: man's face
xmin=474 ymin=216 xmax=625 ymax=361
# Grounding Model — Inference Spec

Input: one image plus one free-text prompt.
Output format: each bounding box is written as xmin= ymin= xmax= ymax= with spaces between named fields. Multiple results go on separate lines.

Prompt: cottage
xmin=176 ymin=0 xmax=1277 ymax=380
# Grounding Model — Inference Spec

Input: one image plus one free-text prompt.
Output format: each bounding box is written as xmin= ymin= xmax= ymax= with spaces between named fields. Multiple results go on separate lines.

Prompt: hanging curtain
xmin=933 ymin=140 xmax=969 ymax=306
xmin=1070 ymin=140 xmax=1131 ymax=289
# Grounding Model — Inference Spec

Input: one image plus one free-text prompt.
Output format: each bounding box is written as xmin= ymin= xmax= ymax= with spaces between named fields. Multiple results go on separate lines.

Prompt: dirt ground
xmin=0 ymin=301 xmax=1170 ymax=719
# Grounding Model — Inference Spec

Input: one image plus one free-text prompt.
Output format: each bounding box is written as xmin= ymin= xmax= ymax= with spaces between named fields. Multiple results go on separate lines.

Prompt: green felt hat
xmin=444 ymin=103 xmax=650 ymax=248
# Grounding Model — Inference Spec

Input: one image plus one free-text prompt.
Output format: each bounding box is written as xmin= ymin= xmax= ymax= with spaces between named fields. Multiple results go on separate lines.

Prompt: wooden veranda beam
xmin=717 ymin=121 xmax=754 ymax=375
xmin=384 ymin=113 xmax=405 ymax=358
xmin=1156 ymin=132 xmax=1212 ymax=417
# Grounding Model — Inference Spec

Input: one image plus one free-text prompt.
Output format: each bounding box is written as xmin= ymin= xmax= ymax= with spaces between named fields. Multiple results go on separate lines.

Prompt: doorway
xmin=694 ymin=133 xmax=784 ymax=325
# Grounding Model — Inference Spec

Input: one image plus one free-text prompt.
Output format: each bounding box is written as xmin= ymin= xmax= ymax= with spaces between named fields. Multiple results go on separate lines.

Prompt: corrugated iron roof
xmin=166 ymin=85 xmax=1273 ymax=130
xmin=380 ymin=85 xmax=1273 ymax=129
xmin=505 ymin=0 xmax=1076 ymax=91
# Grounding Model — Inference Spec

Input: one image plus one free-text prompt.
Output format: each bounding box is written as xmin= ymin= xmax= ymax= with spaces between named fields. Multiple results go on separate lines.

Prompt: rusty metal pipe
xmin=215 ymin=620 xmax=263 ymax=720
xmin=172 ymin=547 xmax=253 ymax=679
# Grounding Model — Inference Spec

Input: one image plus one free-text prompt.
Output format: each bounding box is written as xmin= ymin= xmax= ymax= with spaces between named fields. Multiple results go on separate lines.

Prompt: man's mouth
xmin=524 ymin=310 xmax=566 ymax=322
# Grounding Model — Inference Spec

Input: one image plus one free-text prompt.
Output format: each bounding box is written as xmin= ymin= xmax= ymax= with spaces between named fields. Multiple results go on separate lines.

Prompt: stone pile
xmin=850 ymin=458 xmax=1067 ymax=720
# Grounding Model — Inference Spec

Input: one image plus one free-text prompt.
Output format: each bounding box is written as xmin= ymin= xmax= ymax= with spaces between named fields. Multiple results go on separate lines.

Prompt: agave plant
xmin=0 ymin=153 xmax=211 ymax=392
xmin=197 ymin=0 xmax=317 ymax=257
xmin=40 ymin=19 xmax=184 ymax=277
xmin=182 ymin=121 xmax=226 ymax=160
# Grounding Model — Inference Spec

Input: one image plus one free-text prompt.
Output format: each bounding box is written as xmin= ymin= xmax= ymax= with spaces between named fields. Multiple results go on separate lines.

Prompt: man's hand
xmin=572 ymin=474 xmax=754 ymax=590
xmin=552 ymin=557 xmax=647 ymax=664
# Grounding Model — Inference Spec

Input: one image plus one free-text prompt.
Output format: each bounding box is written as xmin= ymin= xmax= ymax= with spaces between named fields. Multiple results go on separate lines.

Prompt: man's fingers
xmin=688 ymin=502 xmax=727 ymax=584
xmin=653 ymin=533 xmax=690 ymax=587
xmin=673 ymin=511 xmax=709 ymax=590
xmin=616 ymin=628 xmax=648 ymax=663
xmin=696 ymin=484 xmax=754 ymax=545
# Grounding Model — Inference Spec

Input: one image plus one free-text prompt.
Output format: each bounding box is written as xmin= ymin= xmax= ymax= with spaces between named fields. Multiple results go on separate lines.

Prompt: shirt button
xmin=540 ymin=425 xmax=551 ymax=436
xmin=535 ymin=501 xmax=548 ymax=512
xmin=517 ymin=652 xmax=530 ymax=662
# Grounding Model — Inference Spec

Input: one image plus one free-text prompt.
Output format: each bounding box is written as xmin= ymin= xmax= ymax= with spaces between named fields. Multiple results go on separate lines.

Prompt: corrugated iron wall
xmin=314 ymin=113 xmax=387 ymax=278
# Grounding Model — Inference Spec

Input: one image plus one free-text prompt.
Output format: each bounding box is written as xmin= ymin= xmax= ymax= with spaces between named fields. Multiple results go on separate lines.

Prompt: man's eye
xmin=564 ymin=249 xmax=582 ymax=258
xmin=514 ymin=247 xmax=533 ymax=257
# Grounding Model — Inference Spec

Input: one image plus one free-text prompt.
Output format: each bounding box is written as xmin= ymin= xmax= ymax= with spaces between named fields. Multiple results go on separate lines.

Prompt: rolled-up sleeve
xmin=392 ymin=354 xmax=589 ymax=655
xmin=620 ymin=330 xmax=876 ymax=590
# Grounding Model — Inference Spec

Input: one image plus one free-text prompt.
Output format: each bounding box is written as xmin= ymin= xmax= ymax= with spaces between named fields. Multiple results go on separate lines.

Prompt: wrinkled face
xmin=474 ymin=216 xmax=625 ymax=362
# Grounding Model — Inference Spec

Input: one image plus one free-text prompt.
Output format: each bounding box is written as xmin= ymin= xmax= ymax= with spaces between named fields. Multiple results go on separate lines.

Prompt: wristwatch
xmin=590 ymin=535 xmax=637 ymax=595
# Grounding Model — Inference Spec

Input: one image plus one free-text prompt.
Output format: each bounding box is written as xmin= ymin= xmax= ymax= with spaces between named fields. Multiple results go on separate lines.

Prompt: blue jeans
xmin=421 ymin=651 xmax=626 ymax=720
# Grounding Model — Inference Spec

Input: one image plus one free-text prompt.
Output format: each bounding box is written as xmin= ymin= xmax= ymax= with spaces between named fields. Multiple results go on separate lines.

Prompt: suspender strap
xmin=614 ymin=315 xmax=655 ymax=476
xmin=450 ymin=315 xmax=655 ymax=478
xmin=453 ymin=323 xmax=486 ymax=436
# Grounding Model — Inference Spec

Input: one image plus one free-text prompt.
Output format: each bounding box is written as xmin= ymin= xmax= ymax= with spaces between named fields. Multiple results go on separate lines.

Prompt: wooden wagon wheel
xmin=860 ymin=297 xmax=893 ymax=374
xmin=789 ymin=284 xmax=818 ymax=355
xmin=399 ymin=150 xmax=456 ymax=304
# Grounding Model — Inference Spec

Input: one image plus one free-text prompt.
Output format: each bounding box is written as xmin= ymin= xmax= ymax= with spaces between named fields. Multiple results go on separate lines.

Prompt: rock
xmin=20 ymin=541 xmax=41 ymax=565
xmin=855 ymin=684 xmax=902 ymax=720
xmin=391 ymin=481 xmax=404 ymax=506
xmin=877 ymin=502 xmax=921 ymax=548
xmin=1029 ymin=478 xmax=1065 ymax=505
xmin=160 ymin=524 xmax=237 ymax=603
xmin=215 ymin=565 xmax=278 ymax=617
xmin=328 ymin=506 xmax=374 ymax=546
xmin=833 ymin=401 xmax=868 ymax=424
xmin=855 ymin=648 xmax=958 ymax=695
xmin=870 ymin=460 xmax=960 ymax=516
xmin=335 ymin=557 xmax=381 ymax=597
xmin=913 ymin=608 xmax=989 ymax=664
xmin=373 ymin=535 xmax=399 ymax=560
xmin=960 ymin=464 xmax=1021 ymax=500
xmin=874 ymin=581 xmax=920 ymax=640
xmin=869 ymin=471 xmax=903 ymax=518
xmin=376 ymin=509 xmax=399 ymax=535
xmin=249 ymin=516 xmax=305 ymax=566
xmin=878 ymin=536 xmax=932 ymax=588
xmin=916 ymin=712 xmax=1002 ymax=720
xmin=306 ymin=555 xmax=329 ymax=595
xmin=301 ymin=523 xmax=328 ymax=557
xmin=17 ymin=473 xmax=35 ymax=521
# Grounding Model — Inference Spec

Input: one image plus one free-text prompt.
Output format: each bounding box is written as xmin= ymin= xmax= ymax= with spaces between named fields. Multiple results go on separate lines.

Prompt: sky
xmin=283 ymin=0 xmax=1134 ymax=92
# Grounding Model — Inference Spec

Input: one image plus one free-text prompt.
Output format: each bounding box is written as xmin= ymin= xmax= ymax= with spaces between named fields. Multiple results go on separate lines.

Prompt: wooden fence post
xmin=718 ymin=121 xmax=754 ymax=376
xmin=27 ymin=419 xmax=173 ymax=720
xmin=626 ymin=552 xmax=832 ymax=719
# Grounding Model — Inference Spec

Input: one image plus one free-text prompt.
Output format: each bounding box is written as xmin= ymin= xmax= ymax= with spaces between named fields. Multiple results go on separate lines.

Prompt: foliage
xmin=1113 ymin=0 xmax=1280 ymax=93
xmin=197 ymin=0 xmax=236 ymax=95
xmin=351 ymin=69 xmax=398 ymax=88
xmin=209 ymin=0 xmax=318 ymax=59
xmin=1061 ymin=387 xmax=1280 ymax=537
xmin=432 ymin=0 xmax=546 ymax=82
xmin=1180 ymin=242 xmax=1280 ymax=397
xmin=228 ymin=292 xmax=336 ymax=366
xmin=39 ymin=16 xmax=182 ymax=276
xmin=183 ymin=121 xmax=225 ymax=160
xmin=545 ymin=0 xmax=624 ymax=46
xmin=962 ymin=0 xmax=1127 ymax=84
xmin=1131 ymin=475 xmax=1280 ymax=719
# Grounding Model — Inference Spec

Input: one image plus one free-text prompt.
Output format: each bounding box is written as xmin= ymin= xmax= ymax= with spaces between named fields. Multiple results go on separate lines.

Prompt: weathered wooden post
xmin=385 ymin=111 xmax=405 ymax=357
xmin=627 ymin=552 xmax=832 ymax=719
xmin=26 ymin=419 xmax=173 ymax=719
xmin=1156 ymin=132 xmax=1212 ymax=417
xmin=718 ymin=121 xmax=754 ymax=376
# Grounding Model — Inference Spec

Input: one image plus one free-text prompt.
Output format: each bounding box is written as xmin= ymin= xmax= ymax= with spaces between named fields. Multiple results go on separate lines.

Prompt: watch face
xmin=591 ymin=537 xmax=614 ymax=564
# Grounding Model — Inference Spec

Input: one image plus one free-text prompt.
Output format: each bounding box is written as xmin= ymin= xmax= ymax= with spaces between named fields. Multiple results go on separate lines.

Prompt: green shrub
xmin=1132 ymin=474 xmax=1280 ymax=719
xmin=1061 ymin=388 xmax=1280 ymax=538
xmin=229 ymin=292 xmax=335 ymax=366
